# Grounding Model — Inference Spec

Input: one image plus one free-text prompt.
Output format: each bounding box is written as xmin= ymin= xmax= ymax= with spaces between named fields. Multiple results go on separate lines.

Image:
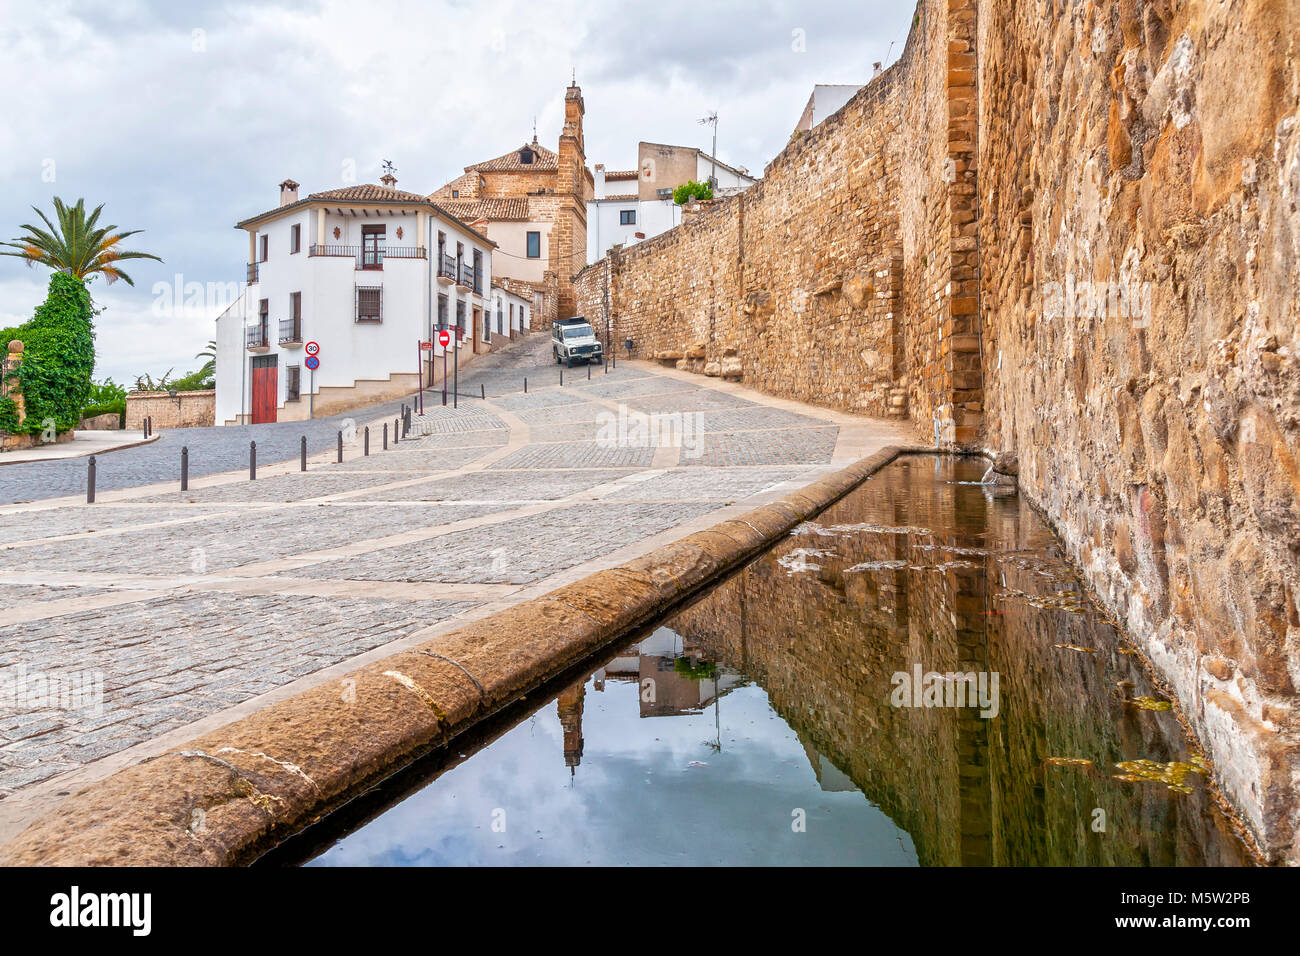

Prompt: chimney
xmin=279 ymin=179 xmax=300 ymax=207
xmin=593 ymin=164 xmax=605 ymax=199
xmin=380 ymin=172 xmax=398 ymax=189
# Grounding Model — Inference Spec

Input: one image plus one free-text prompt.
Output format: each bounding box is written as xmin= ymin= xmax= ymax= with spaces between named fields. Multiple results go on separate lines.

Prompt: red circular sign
xmin=437 ymin=330 xmax=451 ymax=347
xmin=305 ymin=341 xmax=320 ymax=356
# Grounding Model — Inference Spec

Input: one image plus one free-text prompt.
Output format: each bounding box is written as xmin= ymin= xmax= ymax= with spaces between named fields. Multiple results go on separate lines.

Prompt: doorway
xmin=250 ymin=355 xmax=278 ymax=424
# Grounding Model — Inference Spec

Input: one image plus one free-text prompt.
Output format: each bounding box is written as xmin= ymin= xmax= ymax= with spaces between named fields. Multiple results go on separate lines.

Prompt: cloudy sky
xmin=0 ymin=0 xmax=914 ymax=384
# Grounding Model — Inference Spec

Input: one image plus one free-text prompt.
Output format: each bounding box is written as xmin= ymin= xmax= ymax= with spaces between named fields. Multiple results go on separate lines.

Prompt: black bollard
xmin=337 ymin=430 xmax=343 ymax=463
xmin=560 ymin=368 xmax=564 ymax=387
xmin=364 ymin=426 xmax=370 ymax=456
xmin=394 ymin=418 xmax=399 ymax=444
xmin=300 ymin=435 xmax=307 ymax=471
xmin=87 ymin=455 xmax=96 ymax=503
xmin=249 ymin=441 xmax=257 ymax=480
xmin=181 ymin=446 xmax=189 ymax=491
xmin=524 ymin=377 xmax=528 ymax=393
xmin=588 ymin=363 xmax=591 ymax=380
xmin=383 ymin=422 xmax=388 ymax=450
xmin=480 ymin=383 xmax=485 ymax=400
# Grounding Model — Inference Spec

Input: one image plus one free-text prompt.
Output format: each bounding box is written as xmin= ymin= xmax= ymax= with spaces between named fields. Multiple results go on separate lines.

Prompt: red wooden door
xmin=250 ymin=356 xmax=278 ymax=424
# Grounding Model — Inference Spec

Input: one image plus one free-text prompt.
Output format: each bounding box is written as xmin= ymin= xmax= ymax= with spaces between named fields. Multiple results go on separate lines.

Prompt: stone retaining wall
xmin=125 ymin=390 xmax=215 ymax=429
xmin=575 ymin=0 xmax=1300 ymax=861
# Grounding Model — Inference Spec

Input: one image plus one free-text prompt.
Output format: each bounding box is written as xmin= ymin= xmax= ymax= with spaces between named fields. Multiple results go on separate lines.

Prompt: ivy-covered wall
xmin=0 ymin=272 xmax=96 ymax=435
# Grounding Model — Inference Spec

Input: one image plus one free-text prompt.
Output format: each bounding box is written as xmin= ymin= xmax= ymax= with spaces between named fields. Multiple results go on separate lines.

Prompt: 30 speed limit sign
xmin=305 ymin=341 xmax=320 ymax=356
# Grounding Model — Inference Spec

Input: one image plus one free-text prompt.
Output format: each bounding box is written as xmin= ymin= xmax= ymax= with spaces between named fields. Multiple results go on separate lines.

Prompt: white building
xmin=794 ymin=84 xmax=865 ymax=133
xmin=587 ymin=141 xmax=758 ymax=261
xmin=215 ymin=176 xmax=496 ymax=425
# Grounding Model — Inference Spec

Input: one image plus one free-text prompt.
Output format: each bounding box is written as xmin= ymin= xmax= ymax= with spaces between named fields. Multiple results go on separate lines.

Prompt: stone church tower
xmin=553 ymin=83 xmax=590 ymax=318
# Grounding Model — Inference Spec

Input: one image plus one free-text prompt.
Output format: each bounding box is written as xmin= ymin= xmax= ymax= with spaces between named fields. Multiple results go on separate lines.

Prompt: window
xmin=509 ymin=303 xmax=514 ymax=330
xmin=437 ymin=293 xmax=449 ymax=328
xmin=526 ymin=231 xmax=541 ymax=259
xmin=451 ymin=189 xmax=459 ymax=198
xmin=497 ymin=305 xmax=503 ymax=335
xmin=620 ymin=209 xmax=637 ymax=225
xmin=361 ymin=224 xmax=385 ymax=269
xmin=455 ymin=299 xmax=466 ymax=335
xmin=290 ymin=224 xmax=301 ymax=254
xmin=656 ymin=188 xmax=672 ymax=198
xmin=280 ymin=292 xmax=302 ymax=343
xmin=356 ymin=286 xmax=382 ymax=323
xmin=472 ymin=249 xmax=483 ymax=293
xmin=519 ymin=147 xmax=534 ymax=165
xmin=285 ymin=365 xmax=301 ymax=401
xmin=259 ymin=234 xmax=268 ymax=262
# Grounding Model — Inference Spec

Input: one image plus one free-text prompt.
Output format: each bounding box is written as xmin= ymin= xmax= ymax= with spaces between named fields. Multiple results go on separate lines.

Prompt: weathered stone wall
xmin=572 ymin=0 xmax=1300 ymax=861
xmin=975 ymin=0 xmax=1300 ymax=860
xmin=125 ymin=390 xmax=215 ymax=430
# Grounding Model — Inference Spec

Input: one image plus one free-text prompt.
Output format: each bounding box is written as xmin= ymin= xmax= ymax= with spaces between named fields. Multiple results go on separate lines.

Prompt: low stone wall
xmin=0 ymin=446 xmax=923 ymax=866
xmin=125 ymin=390 xmax=215 ymax=430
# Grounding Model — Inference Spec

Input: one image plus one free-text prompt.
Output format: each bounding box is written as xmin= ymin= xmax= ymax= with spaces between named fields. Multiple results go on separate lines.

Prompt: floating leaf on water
xmin=844 ymin=560 xmax=908 ymax=572
xmin=1044 ymin=757 xmax=1093 ymax=768
xmin=1054 ymin=643 xmax=1096 ymax=653
xmin=1127 ymin=696 xmax=1173 ymax=711
xmin=1112 ymin=758 xmax=1205 ymax=792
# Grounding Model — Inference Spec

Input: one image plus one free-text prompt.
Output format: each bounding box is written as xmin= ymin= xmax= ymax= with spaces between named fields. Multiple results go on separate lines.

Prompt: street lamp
xmin=698 ymin=111 xmax=718 ymax=190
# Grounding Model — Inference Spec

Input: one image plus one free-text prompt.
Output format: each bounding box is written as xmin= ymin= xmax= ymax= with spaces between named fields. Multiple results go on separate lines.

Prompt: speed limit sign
xmin=305 ymin=341 xmax=320 ymax=356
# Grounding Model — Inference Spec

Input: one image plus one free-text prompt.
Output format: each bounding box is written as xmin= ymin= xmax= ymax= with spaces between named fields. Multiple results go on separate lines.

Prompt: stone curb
xmin=0 ymin=444 xmax=927 ymax=866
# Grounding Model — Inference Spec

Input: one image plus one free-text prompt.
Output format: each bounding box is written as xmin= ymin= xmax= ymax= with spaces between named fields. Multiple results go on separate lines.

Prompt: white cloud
xmin=0 ymin=0 xmax=913 ymax=383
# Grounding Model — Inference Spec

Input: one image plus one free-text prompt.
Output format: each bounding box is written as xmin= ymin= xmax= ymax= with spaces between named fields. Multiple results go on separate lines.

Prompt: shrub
xmin=672 ymin=179 xmax=714 ymax=205
xmin=0 ymin=272 xmax=96 ymax=435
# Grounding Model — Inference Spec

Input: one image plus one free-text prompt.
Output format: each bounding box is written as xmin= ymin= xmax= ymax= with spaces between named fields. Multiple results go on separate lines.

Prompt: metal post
xmin=87 ymin=456 xmax=96 ymax=503
xmin=524 ymin=377 xmax=528 ymax=393
xmin=300 ymin=435 xmax=307 ymax=471
xmin=249 ymin=441 xmax=256 ymax=480
xmin=442 ymin=346 xmax=447 ymax=406
xmin=480 ymin=383 xmax=485 ymax=400
xmin=181 ymin=446 xmax=189 ymax=490
xmin=383 ymin=422 xmax=388 ymax=450
xmin=364 ymin=426 xmax=370 ymax=456
xmin=588 ymin=363 xmax=591 ymax=380
xmin=560 ymin=368 xmax=564 ymax=387
xmin=453 ymin=336 xmax=458 ymax=409
xmin=394 ymin=418 xmax=399 ymax=444
xmin=337 ymin=430 xmax=343 ymax=463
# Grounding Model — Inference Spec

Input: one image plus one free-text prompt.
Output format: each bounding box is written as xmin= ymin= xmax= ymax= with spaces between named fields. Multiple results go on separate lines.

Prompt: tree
xmin=194 ymin=339 xmax=216 ymax=380
xmin=0 ymin=197 xmax=162 ymax=286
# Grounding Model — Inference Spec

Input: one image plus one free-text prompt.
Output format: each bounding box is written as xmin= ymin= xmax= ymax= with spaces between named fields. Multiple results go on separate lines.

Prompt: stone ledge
xmin=0 ymin=444 xmax=934 ymax=866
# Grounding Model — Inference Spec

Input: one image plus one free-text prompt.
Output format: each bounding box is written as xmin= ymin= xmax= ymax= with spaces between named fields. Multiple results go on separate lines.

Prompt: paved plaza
xmin=0 ymin=333 xmax=914 ymax=841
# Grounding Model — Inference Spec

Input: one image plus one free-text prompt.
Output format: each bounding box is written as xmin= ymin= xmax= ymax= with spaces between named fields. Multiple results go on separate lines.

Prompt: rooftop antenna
xmin=532 ymin=116 xmax=538 ymax=144
xmin=697 ymin=110 xmax=718 ymax=189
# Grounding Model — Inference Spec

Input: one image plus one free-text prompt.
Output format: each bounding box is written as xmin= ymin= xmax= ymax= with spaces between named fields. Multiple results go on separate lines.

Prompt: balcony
xmin=246 ymin=262 xmax=259 ymax=284
xmin=436 ymin=253 xmax=457 ymax=284
xmin=245 ymin=323 xmax=270 ymax=351
xmin=278 ymin=318 xmax=302 ymax=347
xmin=455 ymin=262 xmax=475 ymax=292
xmin=308 ymin=244 xmax=426 ymax=270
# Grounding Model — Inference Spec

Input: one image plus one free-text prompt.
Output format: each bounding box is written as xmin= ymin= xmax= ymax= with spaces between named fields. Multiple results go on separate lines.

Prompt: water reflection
xmin=304 ymin=455 xmax=1250 ymax=867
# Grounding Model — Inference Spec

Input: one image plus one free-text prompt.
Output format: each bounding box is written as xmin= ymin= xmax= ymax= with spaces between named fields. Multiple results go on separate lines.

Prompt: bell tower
xmin=553 ymin=81 xmax=589 ymax=317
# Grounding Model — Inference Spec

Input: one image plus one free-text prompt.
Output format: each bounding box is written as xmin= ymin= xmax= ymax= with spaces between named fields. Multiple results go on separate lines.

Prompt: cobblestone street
xmin=0 ymin=332 xmax=914 ymax=839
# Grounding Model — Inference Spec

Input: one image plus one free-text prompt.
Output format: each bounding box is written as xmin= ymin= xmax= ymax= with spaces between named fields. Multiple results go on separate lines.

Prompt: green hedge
xmin=0 ymin=272 xmax=96 ymax=435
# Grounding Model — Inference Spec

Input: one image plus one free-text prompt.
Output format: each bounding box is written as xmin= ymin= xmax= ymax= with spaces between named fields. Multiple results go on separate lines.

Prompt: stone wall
xmin=975 ymin=0 xmax=1300 ymax=861
xmin=572 ymin=0 xmax=1300 ymax=861
xmin=125 ymin=390 xmax=215 ymax=430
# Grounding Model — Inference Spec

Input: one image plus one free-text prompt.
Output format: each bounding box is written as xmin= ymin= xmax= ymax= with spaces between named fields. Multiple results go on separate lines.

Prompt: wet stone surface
xmin=299 ymin=456 xmax=1252 ymax=867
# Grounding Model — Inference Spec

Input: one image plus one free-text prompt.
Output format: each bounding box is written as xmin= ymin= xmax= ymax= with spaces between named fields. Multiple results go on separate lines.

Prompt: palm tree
xmin=195 ymin=339 xmax=216 ymax=379
xmin=0 ymin=197 xmax=162 ymax=285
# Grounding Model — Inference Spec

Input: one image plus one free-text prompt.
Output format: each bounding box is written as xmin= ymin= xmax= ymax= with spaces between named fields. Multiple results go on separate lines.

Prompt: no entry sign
xmin=305 ymin=355 xmax=320 ymax=371
xmin=437 ymin=329 xmax=451 ymax=347
xmin=305 ymin=341 xmax=320 ymax=356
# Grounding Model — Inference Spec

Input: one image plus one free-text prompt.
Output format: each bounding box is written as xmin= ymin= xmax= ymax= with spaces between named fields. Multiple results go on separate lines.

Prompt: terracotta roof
xmin=307 ymin=183 xmax=432 ymax=203
xmin=604 ymin=169 xmax=639 ymax=180
xmin=601 ymin=194 xmax=637 ymax=201
xmin=234 ymin=183 xmax=496 ymax=247
xmin=433 ymin=197 xmax=530 ymax=222
xmin=468 ymin=141 xmax=559 ymax=173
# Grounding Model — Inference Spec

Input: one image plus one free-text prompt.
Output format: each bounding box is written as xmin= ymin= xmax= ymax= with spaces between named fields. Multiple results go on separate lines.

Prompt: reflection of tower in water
xmin=557 ymin=682 xmax=585 ymax=776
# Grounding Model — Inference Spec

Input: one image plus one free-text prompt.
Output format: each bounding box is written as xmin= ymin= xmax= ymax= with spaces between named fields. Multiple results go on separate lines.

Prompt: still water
xmin=294 ymin=455 xmax=1251 ymax=866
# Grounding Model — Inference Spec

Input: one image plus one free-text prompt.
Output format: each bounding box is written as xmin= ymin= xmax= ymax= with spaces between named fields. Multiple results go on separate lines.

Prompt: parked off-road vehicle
xmin=552 ymin=317 xmax=603 ymax=367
